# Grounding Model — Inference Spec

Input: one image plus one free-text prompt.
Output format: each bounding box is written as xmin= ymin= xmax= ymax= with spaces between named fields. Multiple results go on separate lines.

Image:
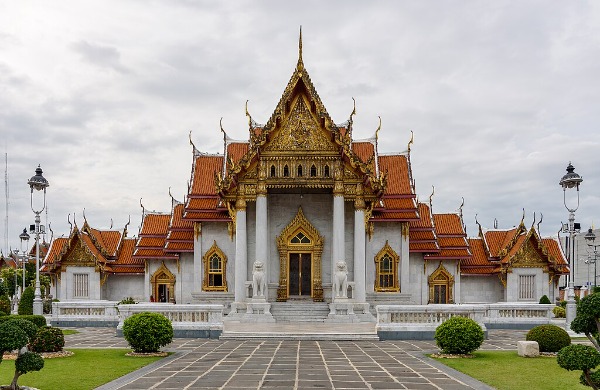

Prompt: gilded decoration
xmin=374 ymin=241 xmax=400 ymax=292
xmin=276 ymin=207 xmax=324 ymax=302
xmin=510 ymin=237 xmax=548 ymax=270
xmin=202 ymin=241 xmax=228 ymax=292
xmin=428 ymin=262 xmax=454 ymax=304
xmin=151 ymin=262 xmax=176 ymax=302
xmin=264 ymin=96 xmax=337 ymax=153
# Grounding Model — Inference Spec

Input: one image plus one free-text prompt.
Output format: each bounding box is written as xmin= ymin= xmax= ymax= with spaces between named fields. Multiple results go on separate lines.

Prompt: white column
xmin=332 ymin=195 xmax=345 ymax=276
xmin=234 ymin=191 xmax=248 ymax=303
xmin=144 ymin=265 xmax=150 ymax=301
xmin=354 ymin=208 xmax=366 ymax=302
xmin=401 ymin=223 xmax=410 ymax=294
xmin=193 ymin=223 xmax=203 ymax=292
xmin=255 ymin=194 xmax=268 ymax=298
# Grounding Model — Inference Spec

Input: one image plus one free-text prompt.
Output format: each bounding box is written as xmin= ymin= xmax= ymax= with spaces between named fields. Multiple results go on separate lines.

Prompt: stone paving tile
xmin=82 ymin=328 xmax=529 ymax=389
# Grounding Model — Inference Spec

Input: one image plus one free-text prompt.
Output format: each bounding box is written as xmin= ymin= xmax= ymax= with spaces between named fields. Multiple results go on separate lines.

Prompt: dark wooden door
xmin=289 ymin=253 xmax=312 ymax=296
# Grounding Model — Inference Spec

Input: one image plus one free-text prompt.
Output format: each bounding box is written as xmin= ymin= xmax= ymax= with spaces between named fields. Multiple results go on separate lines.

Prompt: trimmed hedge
xmin=553 ymin=306 xmax=566 ymax=318
xmin=30 ymin=326 xmax=65 ymax=353
xmin=0 ymin=295 xmax=11 ymax=316
xmin=123 ymin=312 xmax=173 ymax=353
xmin=435 ymin=316 xmax=484 ymax=355
xmin=539 ymin=295 xmax=551 ymax=304
xmin=18 ymin=286 xmax=34 ymax=315
xmin=526 ymin=324 xmax=571 ymax=353
xmin=0 ymin=315 xmax=47 ymax=328
xmin=4 ymin=318 xmax=38 ymax=340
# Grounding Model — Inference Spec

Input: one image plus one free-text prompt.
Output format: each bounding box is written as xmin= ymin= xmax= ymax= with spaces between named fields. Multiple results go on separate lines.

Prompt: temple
xmin=41 ymin=34 xmax=569 ymax=321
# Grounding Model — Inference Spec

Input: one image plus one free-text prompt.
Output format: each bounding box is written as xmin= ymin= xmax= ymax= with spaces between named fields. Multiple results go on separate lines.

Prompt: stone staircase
xmin=270 ymin=301 xmax=330 ymax=322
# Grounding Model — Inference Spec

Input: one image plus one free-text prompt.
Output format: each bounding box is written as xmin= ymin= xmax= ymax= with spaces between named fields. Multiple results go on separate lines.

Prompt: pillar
xmin=332 ymin=166 xmax=345 ymax=291
xmin=193 ymin=222 xmax=203 ymax=291
xmin=354 ymin=184 xmax=366 ymax=302
xmin=234 ymin=186 xmax=248 ymax=302
xmin=255 ymin=180 xmax=268 ymax=298
xmin=401 ymin=222 xmax=410 ymax=294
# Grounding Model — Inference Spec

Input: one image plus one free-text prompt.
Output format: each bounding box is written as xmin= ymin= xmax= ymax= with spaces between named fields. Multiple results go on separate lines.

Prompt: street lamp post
xmin=19 ymin=228 xmax=30 ymax=297
xmin=28 ymin=165 xmax=49 ymax=316
xmin=559 ymin=162 xmax=583 ymax=330
xmin=584 ymin=228 xmax=599 ymax=290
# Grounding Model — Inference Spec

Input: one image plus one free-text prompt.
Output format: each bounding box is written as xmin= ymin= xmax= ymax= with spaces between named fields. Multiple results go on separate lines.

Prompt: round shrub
xmin=119 ymin=297 xmax=137 ymax=305
xmin=4 ymin=318 xmax=39 ymax=341
xmin=15 ymin=351 xmax=44 ymax=374
xmin=435 ymin=316 xmax=485 ymax=354
xmin=30 ymin=326 xmax=65 ymax=353
xmin=557 ymin=344 xmax=600 ymax=371
xmin=123 ymin=312 xmax=173 ymax=353
xmin=0 ymin=321 xmax=29 ymax=352
xmin=526 ymin=324 xmax=571 ymax=352
xmin=18 ymin=286 xmax=34 ymax=315
xmin=539 ymin=295 xmax=551 ymax=304
xmin=553 ymin=306 xmax=566 ymax=318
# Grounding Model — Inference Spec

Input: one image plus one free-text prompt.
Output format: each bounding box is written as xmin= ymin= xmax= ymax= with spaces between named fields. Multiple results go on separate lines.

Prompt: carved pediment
xmin=264 ymin=97 xmax=337 ymax=153
xmin=62 ymin=238 xmax=98 ymax=267
xmin=511 ymin=238 xmax=546 ymax=268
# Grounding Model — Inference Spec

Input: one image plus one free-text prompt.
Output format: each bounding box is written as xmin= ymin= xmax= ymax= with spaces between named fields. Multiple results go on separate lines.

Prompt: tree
xmin=0 ymin=319 xmax=43 ymax=390
xmin=570 ymin=293 xmax=600 ymax=351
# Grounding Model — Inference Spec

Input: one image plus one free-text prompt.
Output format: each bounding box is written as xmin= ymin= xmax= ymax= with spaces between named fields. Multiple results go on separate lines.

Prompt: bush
xmin=118 ymin=297 xmax=137 ymax=305
xmin=434 ymin=316 xmax=485 ymax=354
xmin=560 ymin=300 xmax=567 ymax=308
xmin=18 ymin=286 xmax=34 ymax=315
xmin=30 ymin=326 xmax=65 ymax=353
xmin=580 ymin=369 xmax=600 ymax=388
xmin=0 ymin=295 xmax=11 ymax=316
xmin=0 ymin=321 xmax=29 ymax=353
xmin=43 ymin=298 xmax=58 ymax=315
xmin=526 ymin=324 xmax=571 ymax=353
xmin=539 ymin=295 xmax=551 ymax=304
xmin=594 ymin=286 xmax=600 ymax=295
xmin=557 ymin=344 xmax=600 ymax=387
xmin=553 ymin=306 xmax=566 ymax=318
xmin=4 ymin=318 xmax=38 ymax=340
xmin=13 ymin=351 xmax=44 ymax=388
xmin=122 ymin=312 xmax=173 ymax=353
xmin=0 ymin=315 xmax=47 ymax=328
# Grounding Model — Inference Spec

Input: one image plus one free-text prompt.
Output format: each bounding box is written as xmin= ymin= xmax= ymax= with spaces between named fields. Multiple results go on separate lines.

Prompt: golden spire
xmin=297 ymin=26 xmax=304 ymax=71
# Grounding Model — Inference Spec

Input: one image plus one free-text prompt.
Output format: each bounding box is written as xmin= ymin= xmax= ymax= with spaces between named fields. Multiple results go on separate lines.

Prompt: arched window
xmin=374 ymin=241 xmax=400 ymax=292
xmin=283 ymin=165 xmax=289 ymax=177
xmin=202 ymin=241 xmax=228 ymax=291
xmin=290 ymin=231 xmax=311 ymax=244
xmin=297 ymin=165 xmax=303 ymax=177
xmin=324 ymin=165 xmax=330 ymax=177
xmin=270 ymin=165 xmax=276 ymax=177
xmin=310 ymin=164 xmax=317 ymax=177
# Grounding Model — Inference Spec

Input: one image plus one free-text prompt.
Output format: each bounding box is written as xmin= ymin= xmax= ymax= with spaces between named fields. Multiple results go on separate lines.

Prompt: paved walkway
xmin=63 ymin=327 xmax=530 ymax=390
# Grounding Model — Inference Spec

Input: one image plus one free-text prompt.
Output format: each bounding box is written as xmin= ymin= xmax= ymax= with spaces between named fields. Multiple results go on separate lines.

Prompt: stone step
xmin=219 ymin=333 xmax=380 ymax=341
xmin=270 ymin=302 xmax=330 ymax=322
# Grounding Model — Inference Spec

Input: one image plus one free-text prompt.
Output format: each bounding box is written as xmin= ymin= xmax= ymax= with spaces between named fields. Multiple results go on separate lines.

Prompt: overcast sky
xmin=1 ymin=1 xmax=599 ymax=254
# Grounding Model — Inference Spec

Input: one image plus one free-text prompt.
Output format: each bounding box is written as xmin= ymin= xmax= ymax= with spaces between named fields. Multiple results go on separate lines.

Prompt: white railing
xmin=52 ymin=300 xmax=119 ymax=323
xmin=117 ymin=304 xmax=224 ymax=332
xmin=485 ymin=303 xmax=554 ymax=324
xmin=376 ymin=303 xmax=555 ymax=332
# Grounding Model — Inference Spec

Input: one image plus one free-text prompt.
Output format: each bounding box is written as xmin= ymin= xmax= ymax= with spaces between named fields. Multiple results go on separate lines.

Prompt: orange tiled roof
xmin=80 ymin=234 xmax=108 ymax=264
xmin=484 ymin=229 xmax=516 ymax=258
xmin=410 ymin=231 xmax=436 ymax=241
xmin=433 ymin=214 xmax=465 ymax=236
xmin=438 ymin=237 xmax=469 ymax=247
xmin=464 ymin=238 xmax=490 ymax=267
xmin=183 ymin=211 xmax=230 ymax=221
xmin=410 ymin=242 xmax=440 ymax=252
xmin=87 ymin=227 xmax=121 ymax=256
xmin=409 ymin=203 xmax=438 ymax=252
xmin=139 ymin=214 xmax=171 ymax=236
xmin=44 ymin=237 xmax=68 ymax=266
xmin=351 ymin=142 xmax=374 ymax=164
xmin=410 ymin=203 xmax=434 ymax=229
xmin=426 ymin=213 xmax=471 ymax=260
xmin=167 ymin=231 xmax=194 ymax=241
xmin=371 ymin=211 xmax=419 ymax=221
xmin=543 ymin=238 xmax=568 ymax=266
xmin=381 ymin=198 xmax=416 ymax=210
xmin=186 ymin=198 xmax=221 ymax=210
xmin=137 ymin=237 xmax=167 ymax=247
xmin=227 ymin=142 xmax=250 ymax=165
xmin=170 ymin=204 xmax=194 ymax=229
xmin=165 ymin=242 xmax=194 ymax=252
xmin=378 ymin=155 xmax=413 ymax=195
xmin=190 ymin=155 xmax=223 ymax=196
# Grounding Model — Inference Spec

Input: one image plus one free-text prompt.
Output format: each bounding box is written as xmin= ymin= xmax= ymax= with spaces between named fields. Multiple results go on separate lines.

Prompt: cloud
xmin=71 ymin=40 xmax=129 ymax=73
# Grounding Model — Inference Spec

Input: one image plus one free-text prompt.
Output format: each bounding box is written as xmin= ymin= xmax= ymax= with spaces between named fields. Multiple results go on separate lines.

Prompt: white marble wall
xmin=506 ymin=268 xmax=549 ymax=302
xmin=460 ymin=275 xmax=503 ymax=303
xmin=103 ymin=275 xmax=145 ymax=302
xmin=201 ymin=222 xmax=235 ymax=293
xmin=178 ymin=253 xmax=195 ymax=304
xmin=60 ymin=266 xmax=101 ymax=300
xmin=366 ymin=222 xmax=403 ymax=294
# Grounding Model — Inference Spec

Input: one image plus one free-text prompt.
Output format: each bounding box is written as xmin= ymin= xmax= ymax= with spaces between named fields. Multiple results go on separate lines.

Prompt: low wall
xmin=116 ymin=303 xmax=224 ymax=339
xmin=51 ymin=300 xmax=119 ymax=327
xmin=376 ymin=303 xmax=554 ymax=340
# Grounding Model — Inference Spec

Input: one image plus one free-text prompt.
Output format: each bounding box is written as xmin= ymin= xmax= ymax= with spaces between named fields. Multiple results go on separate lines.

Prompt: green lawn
xmin=433 ymin=351 xmax=587 ymax=390
xmin=61 ymin=329 xmax=79 ymax=335
xmin=0 ymin=349 xmax=166 ymax=390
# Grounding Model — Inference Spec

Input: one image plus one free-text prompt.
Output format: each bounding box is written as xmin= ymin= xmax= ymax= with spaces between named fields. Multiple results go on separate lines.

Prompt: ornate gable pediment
xmin=511 ymin=236 xmax=547 ymax=268
xmin=62 ymin=236 xmax=98 ymax=268
xmin=264 ymin=96 xmax=338 ymax=153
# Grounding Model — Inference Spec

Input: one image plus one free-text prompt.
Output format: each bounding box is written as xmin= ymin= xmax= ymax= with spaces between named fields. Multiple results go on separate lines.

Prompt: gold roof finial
xmin=375 ymin=116 xmax=381 ymax=141
xmin=428 ymin=185 xmax=435 ymax=209
xmin=407 ymin=130 xmax=414 ymax=153
xmin=297 ymin=26 xmax=304 ymax=71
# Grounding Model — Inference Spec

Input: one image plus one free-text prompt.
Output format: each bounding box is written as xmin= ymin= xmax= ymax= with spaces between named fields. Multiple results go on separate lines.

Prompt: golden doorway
xmin=151 ymin=262 xmax=176 ymax=303
xmin=288 ymin=253 xmax=312 ymax=296
xmin=276 ymin=207 xmax=324 ymax=302
xmin=428 ymin=262 xmax=454 ymax=304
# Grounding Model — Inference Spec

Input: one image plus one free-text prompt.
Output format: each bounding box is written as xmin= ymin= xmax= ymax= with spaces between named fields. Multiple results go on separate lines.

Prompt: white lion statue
xmin=333 ymin=261 xmax=348 ymax=298
xmin=252 ymin=261 xmax=267 ymax=298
